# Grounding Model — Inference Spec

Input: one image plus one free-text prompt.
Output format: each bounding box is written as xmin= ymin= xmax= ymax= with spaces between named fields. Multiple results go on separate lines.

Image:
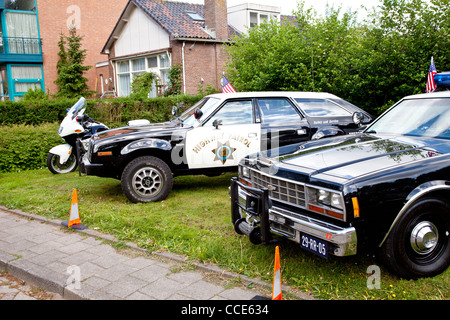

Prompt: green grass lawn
xmin=0 ymin=168 xmax=448 ymax=300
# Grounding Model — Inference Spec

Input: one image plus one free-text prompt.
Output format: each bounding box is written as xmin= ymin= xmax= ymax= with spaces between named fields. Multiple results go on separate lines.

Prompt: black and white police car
xmin=80 ymin=92 xmax=372 ymax=203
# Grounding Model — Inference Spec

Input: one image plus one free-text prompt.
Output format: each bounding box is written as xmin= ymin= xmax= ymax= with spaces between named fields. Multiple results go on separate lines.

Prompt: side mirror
xmin=76 ymin=114 xmax=89 ymax=122
xmin=194 ymin=108 xmax=203 ymax=120
xmin=171 ymin=105 xmax=178 ymax=116
xmin=212 ymin=119 xmax=222 ymax=129
xmin=352 ymin=112 xmax=362 ymax=125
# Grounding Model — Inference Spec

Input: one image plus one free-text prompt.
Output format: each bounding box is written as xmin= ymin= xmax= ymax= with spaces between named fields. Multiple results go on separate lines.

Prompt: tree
xmin=55 ymin=32 xmax=67 ymax=79
xmin=55 ymin=27 xmax=93 ymax=98
xmin=352 ymin=0 xmax=450 ymax=113
xmin=300 ymin=5 xmax=362 ymax=100
xmin=224 ymin=2 xmax=360 ymax=94
xmin=225 ymin=19 xmax=312 ymax=92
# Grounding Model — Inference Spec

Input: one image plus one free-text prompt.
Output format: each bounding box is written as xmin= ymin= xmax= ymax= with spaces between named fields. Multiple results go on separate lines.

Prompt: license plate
xmin=300 ymin=233 xmax=328 ymax=258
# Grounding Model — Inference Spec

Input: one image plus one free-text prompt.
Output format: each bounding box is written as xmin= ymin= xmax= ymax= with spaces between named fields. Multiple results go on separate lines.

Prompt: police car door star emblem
xmin=212 ymin=141 xmax=236 ymax=164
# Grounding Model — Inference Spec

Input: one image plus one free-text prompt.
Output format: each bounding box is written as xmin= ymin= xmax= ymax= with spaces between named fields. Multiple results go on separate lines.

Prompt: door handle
xmin=248 ymin=133 xmax=258 ymax=138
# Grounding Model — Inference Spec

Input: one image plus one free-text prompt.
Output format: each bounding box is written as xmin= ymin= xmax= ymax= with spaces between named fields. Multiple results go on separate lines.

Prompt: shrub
xmin=85 ymin=95 xmax=202 ymax=127
xmin=23 ymin=88 xmax=50 ymax=101
xmin=164 ymin=64 xmax=183 ymax=96
xmin=130 ymin=72 xmax=157 ymax=100
xmin=0 ymin=99 xmax=76 ymax=126
xmin=0 ymin=123 xmax=62 ymax=172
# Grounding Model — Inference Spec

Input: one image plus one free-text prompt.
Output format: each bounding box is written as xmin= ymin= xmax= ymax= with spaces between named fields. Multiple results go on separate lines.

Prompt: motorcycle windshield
xmin=68 ymin=97 xmax=86 ymax=120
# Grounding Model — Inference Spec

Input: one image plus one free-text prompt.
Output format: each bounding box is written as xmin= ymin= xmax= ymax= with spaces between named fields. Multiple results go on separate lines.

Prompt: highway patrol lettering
xmin=192 ymin=135 xmax=220 ymax=154
xmin=192 ymin=133 xmax=251 ymax=154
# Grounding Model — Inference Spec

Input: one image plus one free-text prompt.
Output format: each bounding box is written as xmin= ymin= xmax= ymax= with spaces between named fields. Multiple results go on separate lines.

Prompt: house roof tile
xmin=133 ymin=0 xmax=240 ymax=40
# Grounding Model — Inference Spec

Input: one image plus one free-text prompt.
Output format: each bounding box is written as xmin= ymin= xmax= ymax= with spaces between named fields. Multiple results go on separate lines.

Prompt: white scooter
xmin=47 ymin=97 xmax=108 ymax=174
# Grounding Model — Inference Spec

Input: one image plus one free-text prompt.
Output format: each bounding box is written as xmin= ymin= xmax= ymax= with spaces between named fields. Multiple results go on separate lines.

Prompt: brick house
xmin=36 ymin=0 xmax=129 ymax=98
xmin=0 ymin=0 xmax=127 ymax=100
xmin=1 ymin=0 xmax=283 ymax=100
xmin=100 ymin=0 xmax=241 ymax=97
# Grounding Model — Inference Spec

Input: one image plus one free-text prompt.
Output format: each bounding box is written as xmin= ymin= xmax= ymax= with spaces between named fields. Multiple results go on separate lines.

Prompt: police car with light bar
xmin=231 ymin=91 xmax=450 ymax=279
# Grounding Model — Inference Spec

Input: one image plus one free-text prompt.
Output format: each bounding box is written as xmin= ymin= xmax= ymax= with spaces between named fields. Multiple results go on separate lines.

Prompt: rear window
xmin=295 ymin=98 xmax=351 ymax=117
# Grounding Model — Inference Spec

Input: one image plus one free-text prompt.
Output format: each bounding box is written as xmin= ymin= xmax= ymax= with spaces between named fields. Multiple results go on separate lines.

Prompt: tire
xmin=121 ymin=156 xmax=173 ymax=203
xmin=380 ymin=197 xmax=450 ymax=279
xmin=47 ymin=152 xmax=77 ymax=174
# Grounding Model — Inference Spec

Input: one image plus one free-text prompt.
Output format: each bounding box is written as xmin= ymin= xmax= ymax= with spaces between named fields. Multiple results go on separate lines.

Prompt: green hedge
xmin=0 ymin=95 xmax=203 ymax=127
xmin=86 ymin=95 xmax=202 ymax=126
xmin=0 ymin=122 xmax=61 ymax=172
xmin=0 ymin=99 xmax=73 ymax=126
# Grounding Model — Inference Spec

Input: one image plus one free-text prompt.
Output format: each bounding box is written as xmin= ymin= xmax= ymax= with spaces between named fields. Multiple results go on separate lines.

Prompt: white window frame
xmin=115 ymin=52 xmax=171 ymax=98
xmin=248 ymin=11 xmax=279 ymax=29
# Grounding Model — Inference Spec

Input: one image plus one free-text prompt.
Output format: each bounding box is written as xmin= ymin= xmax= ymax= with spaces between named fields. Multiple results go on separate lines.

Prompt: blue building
xmin=0 ymin=0 xmax=43 ymax=101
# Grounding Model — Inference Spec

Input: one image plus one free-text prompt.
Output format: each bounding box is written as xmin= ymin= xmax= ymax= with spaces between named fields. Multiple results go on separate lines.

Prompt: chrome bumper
xmin=230 ymin=177 xmax=357 ymax=257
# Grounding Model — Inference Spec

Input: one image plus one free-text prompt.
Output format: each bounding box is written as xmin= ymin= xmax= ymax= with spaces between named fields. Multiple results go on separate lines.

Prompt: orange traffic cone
xmin=272 ymin=246 xmax=282 ymax=300
xmin=62 ymin=189 xmax=87 ymax=230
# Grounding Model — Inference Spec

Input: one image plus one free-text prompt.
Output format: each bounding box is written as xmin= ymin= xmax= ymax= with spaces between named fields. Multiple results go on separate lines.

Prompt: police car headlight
xmin=307 ymin=187 xmax=344 ymax=210
xmin=318 ymin=189 xmax=330 ymax=204
xmin=239 ymin=166 xmax=250 ymax=179
xmin=331 ymin=193 xmax=344 ymax=209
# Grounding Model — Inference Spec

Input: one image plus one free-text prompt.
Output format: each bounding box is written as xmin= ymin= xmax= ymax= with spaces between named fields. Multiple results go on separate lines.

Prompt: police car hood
xmin=273 ymin=133 xmax=446 ymax=182
xmin=94 ymin=121 xmax=184 ymax=143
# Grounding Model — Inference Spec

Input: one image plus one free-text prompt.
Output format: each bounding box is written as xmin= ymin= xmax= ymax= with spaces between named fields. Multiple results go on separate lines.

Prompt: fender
xmin=379 ymin=180 xmax=450 ymax=247
xmin=311 ymin=127 xmax=345 ymax=140
xmin=120 ymin=138 xmax=172 ymax=155
xmin=49 ymin=144 xmax=73 ymax=164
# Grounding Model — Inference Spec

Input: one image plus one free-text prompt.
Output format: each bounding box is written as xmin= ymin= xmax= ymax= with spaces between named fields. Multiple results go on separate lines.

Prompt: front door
xmin=185 ymin=99 xmax=260 ymax=169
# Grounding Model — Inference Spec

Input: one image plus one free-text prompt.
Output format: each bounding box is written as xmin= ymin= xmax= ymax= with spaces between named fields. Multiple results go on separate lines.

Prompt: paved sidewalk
xmin=0 ymin=206 xmax=286 ymax=300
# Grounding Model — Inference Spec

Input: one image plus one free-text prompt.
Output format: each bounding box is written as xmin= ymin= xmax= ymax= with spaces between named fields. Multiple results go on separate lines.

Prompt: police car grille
xmin=250 ymin=171 xmax=306 ymax=208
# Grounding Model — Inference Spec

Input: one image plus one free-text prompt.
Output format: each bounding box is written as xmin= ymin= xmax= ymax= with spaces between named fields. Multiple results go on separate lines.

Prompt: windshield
xmin=366 ymin=98 xmax=450 ymax=139
xmin=69 ymin=97 xmax=86 ymax=119
xmin=178 ymin=97 xmax=221 ymax=126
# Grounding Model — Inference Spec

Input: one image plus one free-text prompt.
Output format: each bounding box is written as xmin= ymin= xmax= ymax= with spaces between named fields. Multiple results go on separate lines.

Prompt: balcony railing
xmin=0 ymin=36 xmax=42 ymax=55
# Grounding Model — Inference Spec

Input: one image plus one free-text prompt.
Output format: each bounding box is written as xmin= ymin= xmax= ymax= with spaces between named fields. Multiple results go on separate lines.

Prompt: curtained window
xmin=116 ymin=54 xmax=171 ymax=97
xmin=5 ymin=11 xmax=40 ymax=53
xmin=117 ymin=58 xmax=146 ymax=97
xmin=10 ymin=65 xmax=43 ymax=96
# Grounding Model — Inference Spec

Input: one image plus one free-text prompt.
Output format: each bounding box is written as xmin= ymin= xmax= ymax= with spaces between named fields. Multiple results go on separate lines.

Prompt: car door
xmin=185 ymin=99 xmax=261 ymax=169
xmin=256 ymin=97 xmax=311 ymax=150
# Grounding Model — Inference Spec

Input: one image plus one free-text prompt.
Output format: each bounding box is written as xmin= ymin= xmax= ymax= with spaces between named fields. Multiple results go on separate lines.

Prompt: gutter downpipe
xmin=182 ymin=41 xmax=186 ymax=94
xmin=110 ymin=59 xmax=117 ymax=97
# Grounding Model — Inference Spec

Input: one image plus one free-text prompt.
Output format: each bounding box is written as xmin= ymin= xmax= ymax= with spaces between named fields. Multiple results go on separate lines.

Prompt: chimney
xmin=204 ymin=0 xmax=228 ymax=41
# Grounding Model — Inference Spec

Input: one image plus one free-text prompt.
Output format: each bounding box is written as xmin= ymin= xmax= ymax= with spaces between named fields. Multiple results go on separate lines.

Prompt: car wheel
xmin=121 ymin=156 xmax=173 ymax=203
xmin=47 ymin=152 xmax=77 ymax=174
xmin=380 ymin=197 xmax=450 ymax=279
